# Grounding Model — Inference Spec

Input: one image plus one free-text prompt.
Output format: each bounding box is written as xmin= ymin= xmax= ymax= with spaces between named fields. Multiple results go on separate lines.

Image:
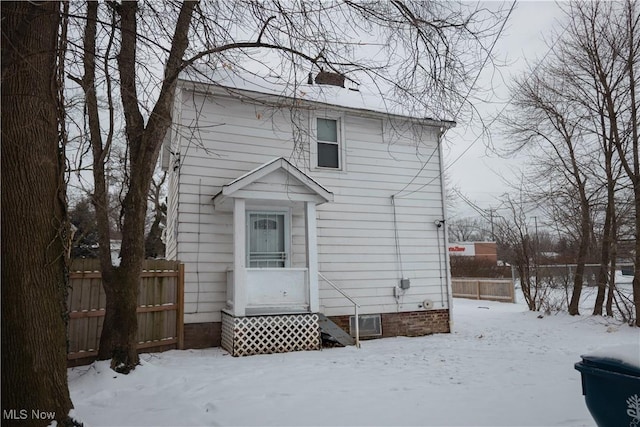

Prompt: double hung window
xmin=316 ymin=117 xmax=341 ymax=169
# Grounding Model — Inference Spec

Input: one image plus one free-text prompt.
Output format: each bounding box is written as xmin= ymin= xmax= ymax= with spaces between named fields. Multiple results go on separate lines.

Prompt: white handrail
xmin=318 ymin=272 xmax=360 ymax=348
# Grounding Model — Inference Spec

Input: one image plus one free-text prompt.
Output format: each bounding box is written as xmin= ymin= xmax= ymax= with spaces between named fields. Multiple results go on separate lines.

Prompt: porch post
xmin=305 ymin=201 xmax=319 ymax=312
xmin=233 ymin=198 xmax=247 ymax=316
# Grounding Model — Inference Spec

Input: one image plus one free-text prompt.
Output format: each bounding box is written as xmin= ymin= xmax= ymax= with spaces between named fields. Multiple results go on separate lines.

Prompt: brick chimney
xmin=314 ymin=71 xmax=345 ymax=88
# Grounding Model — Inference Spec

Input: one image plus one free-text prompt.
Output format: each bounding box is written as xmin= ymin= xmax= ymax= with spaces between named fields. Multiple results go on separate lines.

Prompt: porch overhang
xmin=215 ymin=157 xmax=332 ymax=318
xmin=212 ymin=157 xmax=333 ymax=210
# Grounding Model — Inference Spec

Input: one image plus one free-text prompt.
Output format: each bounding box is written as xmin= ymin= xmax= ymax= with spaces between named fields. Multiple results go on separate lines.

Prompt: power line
xmin=393 ymin=0 xmax=516 ymax=198
xmin=452 ymin=188 xmax=493 ymax=220
xmin=395 ymin=1 xmax=568 ymax=200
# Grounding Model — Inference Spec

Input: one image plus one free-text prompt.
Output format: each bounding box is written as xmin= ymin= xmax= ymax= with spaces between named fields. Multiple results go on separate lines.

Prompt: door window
xmin=247 ymin=212 xmax=287 ymax=268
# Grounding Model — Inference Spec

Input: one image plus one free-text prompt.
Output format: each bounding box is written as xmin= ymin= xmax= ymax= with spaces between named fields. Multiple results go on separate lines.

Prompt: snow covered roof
xmin=178 ymin=69 xmax=456 ymax=128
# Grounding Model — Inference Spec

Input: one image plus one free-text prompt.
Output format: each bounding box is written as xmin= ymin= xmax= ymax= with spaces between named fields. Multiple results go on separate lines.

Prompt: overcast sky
xmin=67 ymin=1 xmax=568 ymax=217
xmin=444 ymin=1 xmax=566 ymax=219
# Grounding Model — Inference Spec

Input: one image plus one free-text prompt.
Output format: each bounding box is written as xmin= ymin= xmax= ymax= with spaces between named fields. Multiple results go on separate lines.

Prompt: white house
xmin=162 ymin=73 xmax=455 ymax=356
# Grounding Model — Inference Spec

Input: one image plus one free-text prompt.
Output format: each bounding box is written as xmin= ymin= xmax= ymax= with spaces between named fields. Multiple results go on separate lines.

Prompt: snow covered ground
xmin=67 ymin=294 xmax=639 ymax=426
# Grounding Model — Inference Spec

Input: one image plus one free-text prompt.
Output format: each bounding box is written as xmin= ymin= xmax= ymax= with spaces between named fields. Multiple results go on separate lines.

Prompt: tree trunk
xmin=633 ymin=184 xmax=640 ymax=326
xmin=1 ymin=2 xmax=76 ymax=425
xmin=95 ymin=1 xmax=197 ymax=372
xmin=569 ymin=219 xmax=589 ymax=316
xmin=518 ymin=237 xmax=537 ymax=311
xmin=96 ymin=169 xmax=150 ymax=372
xmin=97 ymin=268 xmax=140 ymax=373
xmin=622 ymin=0 xmax=640 ymax=327
xmin=78 ymin=0 xmax=139 ymax=371
xmin=594 ymin=162 xmax=615 ymax=315
xmin=568 ymin=192 xmax=591 ymax=316
xmin=593 ymin=248 xmax=609 ymax=314
xmin=568 ymin=247 xmax=588 ymax=315
xmin=606 ymin=228 xmax=617 ymax=317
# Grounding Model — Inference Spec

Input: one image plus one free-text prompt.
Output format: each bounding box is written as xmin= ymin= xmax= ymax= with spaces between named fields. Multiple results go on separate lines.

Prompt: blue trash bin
xmin=575 ymin=347 xmax=640 ymax=427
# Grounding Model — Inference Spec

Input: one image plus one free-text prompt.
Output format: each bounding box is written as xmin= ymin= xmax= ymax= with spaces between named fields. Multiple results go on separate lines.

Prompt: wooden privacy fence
xmin=67 ymin=259 xmax=184 ymax=363
xmin=451 ymin=278 xmax=515 ymax=303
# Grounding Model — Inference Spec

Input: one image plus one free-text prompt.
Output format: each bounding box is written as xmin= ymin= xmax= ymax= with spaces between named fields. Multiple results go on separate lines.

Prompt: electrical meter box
xmin=400 ymin=278 xmax=411 ymax=289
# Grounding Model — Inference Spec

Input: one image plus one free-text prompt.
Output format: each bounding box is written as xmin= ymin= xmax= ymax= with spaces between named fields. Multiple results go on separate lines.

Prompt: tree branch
xmin=117 ymin=1 xmax=145 ymax=159
xmin=258 ymin=16 xmax=276 ymax=43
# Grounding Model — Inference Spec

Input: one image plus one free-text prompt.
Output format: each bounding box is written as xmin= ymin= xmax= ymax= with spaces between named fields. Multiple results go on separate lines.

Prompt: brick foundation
xmin=183 ymin=322 xmax=222 ymax=349
xmin=69 ymin=309 xmax=450 ymax=367
xmin=328 ymin=309 xmax=450 ymax=339
xmin=178 ymin=310 xmax=449 ymax=352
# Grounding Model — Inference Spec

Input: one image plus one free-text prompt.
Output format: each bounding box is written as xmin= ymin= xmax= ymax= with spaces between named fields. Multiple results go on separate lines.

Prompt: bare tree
xmin=494 ymin=191 xmax=542 ymax=311
xmin=503 ymin=64 xmax=595 ymax=315
xmin=503 ymin=1 xmax=640 ymax=323
xmin=448 ymin=216 xmax=492 ymax=242
xmin=565 ymin=0 xmax=640 ymax=325
xmin=537 ymin=1 xmax=631 ymax=318
xmin=67 ymin=0 xmax=508 ymax=372
xmin=1 ymin=2 xmax=78 ymax=424
xmin=68 ymin=0 xmax=197 ymax=373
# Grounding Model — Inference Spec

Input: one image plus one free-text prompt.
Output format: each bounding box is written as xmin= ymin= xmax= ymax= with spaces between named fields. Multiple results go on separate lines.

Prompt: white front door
xmin=247 ymin=212 xmax=288 ymax=268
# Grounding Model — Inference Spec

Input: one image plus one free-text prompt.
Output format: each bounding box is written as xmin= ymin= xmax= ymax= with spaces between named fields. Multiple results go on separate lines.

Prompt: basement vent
xmin=349 ymin=314 xmax=382 ymax=337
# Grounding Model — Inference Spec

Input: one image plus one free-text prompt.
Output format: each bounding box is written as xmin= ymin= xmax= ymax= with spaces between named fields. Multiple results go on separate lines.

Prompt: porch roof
xmin=212 ymin=157 xmax=334 ymax=208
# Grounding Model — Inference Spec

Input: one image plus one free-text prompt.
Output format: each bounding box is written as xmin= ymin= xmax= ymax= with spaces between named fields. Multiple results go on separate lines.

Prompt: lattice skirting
xmin=221 ymin=312 xmax=321 ymax=357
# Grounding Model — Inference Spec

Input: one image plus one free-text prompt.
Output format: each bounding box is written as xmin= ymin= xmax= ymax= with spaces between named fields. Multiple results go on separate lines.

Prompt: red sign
xmin=447 ymin=243 xmax=475 ymax=256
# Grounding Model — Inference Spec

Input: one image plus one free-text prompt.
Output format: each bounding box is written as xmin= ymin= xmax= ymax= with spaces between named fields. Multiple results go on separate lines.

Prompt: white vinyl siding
xmin=168 ymin=87 xmax=448 ymax=323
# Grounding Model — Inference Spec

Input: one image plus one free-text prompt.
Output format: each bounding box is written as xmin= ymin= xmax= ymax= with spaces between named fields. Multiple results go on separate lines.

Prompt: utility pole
xmin=489 ymin=208 xmax=495 ymax=241
xmin=533 ymin=216 xmax=539 ymax=282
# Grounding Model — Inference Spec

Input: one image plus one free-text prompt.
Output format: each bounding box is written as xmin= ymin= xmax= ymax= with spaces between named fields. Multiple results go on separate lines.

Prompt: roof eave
xmin=178 ymin=78 xmax=456 ymax=128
